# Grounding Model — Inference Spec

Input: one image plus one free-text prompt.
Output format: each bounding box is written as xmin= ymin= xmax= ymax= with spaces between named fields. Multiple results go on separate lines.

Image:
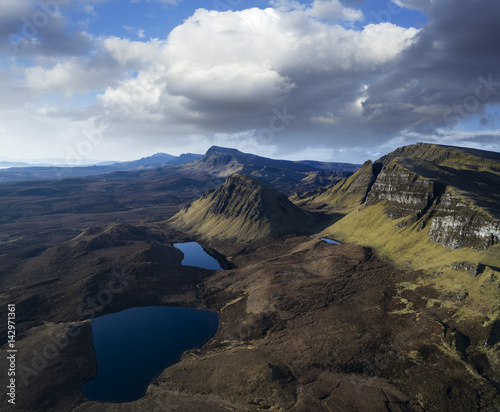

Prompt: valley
xmin=0 ymin=143 xmax=499 ymax=411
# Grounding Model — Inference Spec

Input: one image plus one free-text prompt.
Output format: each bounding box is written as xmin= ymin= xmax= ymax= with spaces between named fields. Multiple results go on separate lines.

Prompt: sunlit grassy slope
xmin=170 ymin=194 xmax=272 ymax=242
xmin=323 ymin=202 xmax=500 ymax=271
xmin=322 ymin=202 xmax=500 ymax=337
xmin=315 ymin=144 xmax=500 ymax=351
xmin=170 ymin=174 xmax=314 ymax=242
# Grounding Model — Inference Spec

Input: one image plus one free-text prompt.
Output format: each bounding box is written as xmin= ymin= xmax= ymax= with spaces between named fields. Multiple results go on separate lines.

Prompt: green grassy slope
xmin=316 ymin=144 xmax=500 ymax=392
xmin=170 ymin=174 xmax=315 ymax=242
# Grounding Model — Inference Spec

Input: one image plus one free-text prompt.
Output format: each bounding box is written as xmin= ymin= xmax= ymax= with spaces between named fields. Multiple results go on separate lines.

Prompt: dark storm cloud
xmin=362 ymin=0 xmax=500 ymax=143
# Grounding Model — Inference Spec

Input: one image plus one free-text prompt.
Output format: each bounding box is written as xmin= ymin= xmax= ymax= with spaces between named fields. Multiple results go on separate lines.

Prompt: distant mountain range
xmin=0 ymin=152 xmax=203 ymax=184
xmin=114 ymin=152 xmax=201 ymax=168
xmin=0 ymin=161 xmax=36 ymax=168
xmin=178 ymin=146 xmax=360 ymax=194
xmin=182 ymin=146 xmax=359 ymax=175
xmin=0 ymin=147 xmax=361 ymax=193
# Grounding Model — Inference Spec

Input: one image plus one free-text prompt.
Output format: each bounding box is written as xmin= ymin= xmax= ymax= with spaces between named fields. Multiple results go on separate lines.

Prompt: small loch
xmin=81 ymin=306 xmax=219 ymax=403
xmin=320 ymin=238 xmax=341 ymax=245
xmin=174 ymin=242 xmax=223 ymax=270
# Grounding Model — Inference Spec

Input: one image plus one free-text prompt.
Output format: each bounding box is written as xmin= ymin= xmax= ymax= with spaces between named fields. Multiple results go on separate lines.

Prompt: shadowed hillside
xmin=180 ymin=146 xmax=360 ymax=194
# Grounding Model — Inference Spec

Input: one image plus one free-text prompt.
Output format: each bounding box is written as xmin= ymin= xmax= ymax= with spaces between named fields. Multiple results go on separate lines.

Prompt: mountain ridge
xmin=187 ymin=145 xmax=361 ymax=174
xmin=179 ymin=146 xmax=360 ymax=195
xmin=377 ymin=142 xmax=500 ymax=167
xmin=297 ymin=142 xmax=500 ymax=250
xmin=2 ymin=142 xmax=500 ymax=411
xmin=169 ymin=173 xmax=315 ymax=242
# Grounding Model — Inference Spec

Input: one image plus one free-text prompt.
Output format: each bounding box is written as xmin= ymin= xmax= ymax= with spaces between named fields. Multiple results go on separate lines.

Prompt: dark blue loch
xmin=82 ymin=306 xmax=219 ymax=403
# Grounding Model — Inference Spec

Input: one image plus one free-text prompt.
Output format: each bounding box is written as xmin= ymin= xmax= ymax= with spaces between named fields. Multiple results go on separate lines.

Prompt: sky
xmin=1 ymin=0 xmax=499 ymax=165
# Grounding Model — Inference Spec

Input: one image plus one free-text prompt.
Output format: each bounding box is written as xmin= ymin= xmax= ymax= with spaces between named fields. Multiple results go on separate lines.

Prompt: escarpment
xmin=364 ymin=161 xmax=446 ymax=221
xmin=368 ymin=153 xmax=499 ymax=250
xmin=304 ymin=143 xmax=500 ymax=251
xmin=427 ymin=190 xmax=500 ymax=249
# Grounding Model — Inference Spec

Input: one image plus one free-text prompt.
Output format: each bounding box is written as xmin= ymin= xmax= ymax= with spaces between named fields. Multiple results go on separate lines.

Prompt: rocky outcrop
xmin=365 ymin=162 xmax=445 ymax=219
xmin=427 ymin=190 xmax=500 ymax=249
xmin=362 ymin=145 xmax=500 ymax=250
xmin=315 ymin=143 xmax=500 ymax=250
xmin=360 ymin=159 xmax=500 ymax=249
xmin=452 ymin=261 xmax=485 ymax=277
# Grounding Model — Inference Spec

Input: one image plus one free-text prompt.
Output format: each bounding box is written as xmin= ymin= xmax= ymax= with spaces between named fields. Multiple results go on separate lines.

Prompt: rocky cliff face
xmin=363 ymin=158 xmax=499 ymax=249
xmin=372 ymin=149 xmax=500 ymax=249
xmin=365 ymin=162 xmax=445 ymax=220
xmin=427 ymin=190 xmax=500 ymax=249
xmin=369 ymin=147 xmax=500 ymax=250
xmin=304 ymin=143 xmax=500 ymax=250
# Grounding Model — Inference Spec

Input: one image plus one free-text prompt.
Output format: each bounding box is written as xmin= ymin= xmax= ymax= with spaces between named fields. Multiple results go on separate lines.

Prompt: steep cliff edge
xmin=364 ymin=160 xmax=445 ymax=220
xmin=293 ymin=160 xmax=382 ymax=212
xmin=366 ymin=154 xmax=500 ymax=250
xmin=314 ymin=144 xmax=500 ymax=398
xmin=300 ymin=143 xmax=500 ymax=251
xmin=427 ymin=188 xmax=500 ymax=249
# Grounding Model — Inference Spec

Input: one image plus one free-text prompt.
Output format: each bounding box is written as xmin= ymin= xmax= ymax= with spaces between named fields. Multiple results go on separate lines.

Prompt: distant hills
xmin=117 ymin=152 xmax=202 ymax=168
xmin=179 ymin=146 xmax=360 ymax=194
xmin=0 ymin=161 xmax=36 ymax=168
xmin=183 ymin=146 xmax=359 ymax=175
xmin=170 ymin=174 xmax=314 ymax=242
xmin=0 ymin=152 xmax=203 ymax=184
xmin=0 ymin=147 xmax=361 ymax=194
